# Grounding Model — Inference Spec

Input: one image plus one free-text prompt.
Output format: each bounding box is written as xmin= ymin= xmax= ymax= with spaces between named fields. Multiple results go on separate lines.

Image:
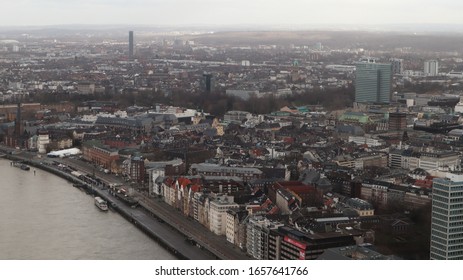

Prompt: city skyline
xmin=3 ymin=0 xmax=463 ymax=265
xmin=2 ymin=0 xmax=463 ymax=29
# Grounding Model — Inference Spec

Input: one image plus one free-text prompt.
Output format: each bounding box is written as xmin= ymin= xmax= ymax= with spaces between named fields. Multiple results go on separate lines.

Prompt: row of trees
xmin=28 ymin=85 xmax=354 ymax=117
xmin=110 ymin=86 xmax=354 ymax=116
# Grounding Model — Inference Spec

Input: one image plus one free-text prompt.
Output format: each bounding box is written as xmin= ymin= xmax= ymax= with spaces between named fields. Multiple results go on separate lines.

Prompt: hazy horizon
xmin=1 ymin=23 xmax=463 ymax=36
xmin=2 ymin=0 xmax=463 ymax=31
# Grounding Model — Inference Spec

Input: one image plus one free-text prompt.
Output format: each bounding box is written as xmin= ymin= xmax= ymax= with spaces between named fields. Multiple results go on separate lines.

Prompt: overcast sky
xmin=2 ymin=0 xmax=463 ymax=27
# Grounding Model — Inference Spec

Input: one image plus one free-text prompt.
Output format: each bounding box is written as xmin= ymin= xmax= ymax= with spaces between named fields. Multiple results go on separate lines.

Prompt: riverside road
xmin=61 ymin=156 xmax=251 ymax=260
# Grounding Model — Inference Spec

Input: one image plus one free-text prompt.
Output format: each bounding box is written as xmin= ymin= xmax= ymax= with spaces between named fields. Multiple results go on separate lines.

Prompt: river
xmin=0 ymin=159 xmax=176 ymax=260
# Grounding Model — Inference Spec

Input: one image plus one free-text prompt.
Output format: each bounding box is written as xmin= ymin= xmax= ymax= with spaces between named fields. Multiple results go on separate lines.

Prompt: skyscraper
xmin=431 ymin=173 xmax=463 ymax=260
xmin=355 ymin=62 xmax=392 ymax=104
xmin=424 ymin=60 xmax=439 ymax=76
xmin=390 ymin=58 xmax=403 ymax=75
xmin=202 ymin=73 xmax=214 ymax=93
xmin=128 ymin=31 xmax=134 ymax=59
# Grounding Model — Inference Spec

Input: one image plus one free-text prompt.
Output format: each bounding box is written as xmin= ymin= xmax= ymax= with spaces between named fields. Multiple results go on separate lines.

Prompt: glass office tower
xmin=355 ymin=62 xmax=392 ymax=103
xmin=431 ymin=173 xmax=463 ymax=260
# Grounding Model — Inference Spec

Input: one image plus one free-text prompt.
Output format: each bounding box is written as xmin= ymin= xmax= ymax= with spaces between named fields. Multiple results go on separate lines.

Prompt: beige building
xmin=193 ymin=192 xmax=210 ymax=229
xmin=211 ymin=118 xmax=225 ymax=136
xmin=335 ymin=153 xmax=388 ymax=170
xmin=76 ymin=82 xmax=95 ymax=95
xmin=209 ymin=194 xmax=239 ymax=236
xmin=226 ymin=209 xmax=248 ymax=249
xmin=37 ymin=130 xmax=50 ymax=154
xmin=162 ymin=179 xmax=177 ymax=207
xmin=54 ymin=138 xmax=73 ymax=150
xmin=345 ymin=198 xmax=375 ymax=216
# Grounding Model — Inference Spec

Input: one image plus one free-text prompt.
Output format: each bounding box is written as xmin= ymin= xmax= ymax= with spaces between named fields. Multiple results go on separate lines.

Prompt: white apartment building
xmin=209 ymin=194 xmax=239 ymax=236
xmin=246 ymin=216 xmax=283 ymax=260
xmin=424 ymin=60 xmax=439 ymax=76
xmin=226 ymin=211 xmax=236 ymax=243
xmin=348 ymin=135 xmax=386 ymax=147
xmin=37 ymin=130 xmax=50 ymax=154
xmin=148 ymin=169 xmax=165 ymax=196
xmin=389 ymin=150 xmax=461 ymax=171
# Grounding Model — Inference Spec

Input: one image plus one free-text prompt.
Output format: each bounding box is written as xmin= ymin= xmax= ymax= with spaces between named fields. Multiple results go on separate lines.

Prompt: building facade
xmin=223 ymin=110 xmax=253 ymax=123
xmin=129 ymin=31 xmax=134 ymax=58
xmin=37 ymin=130 xmax=50 ymax=154
xmin=246 ymin=216 xmax=283 ymax=259
xmin=209 ymin=194 xmax=239 ymax=236
xmin=388 ymin=149 xmax=461 ymax=171
xmin=424 ymin=60 xmax=439 ymax=76
xmin=388 ymin=112 xmax=407 ymax=131
xmin=190 ymin=163 xmax=263 ymax=182
xmin=82 ymin=140 xmax=119 ymax=169
xmin=431 ymin=173 xmax=463 ymax=260
xmin=125 ymin=156 xmax=145 ymax=183
xmin=390 ymin=58 xmax=404 ymax=75
xmin=270 ymin=226 xmax=358 ymax=260
xmin=226 ymin=208 xmax=248 ymax=249
xmin=355 ymin=62 xmax=392 ymax=104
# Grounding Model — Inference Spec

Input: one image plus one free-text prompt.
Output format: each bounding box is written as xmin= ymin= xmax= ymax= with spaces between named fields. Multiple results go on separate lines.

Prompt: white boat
xmin=94 ymin=196 xmax=108 ymax=211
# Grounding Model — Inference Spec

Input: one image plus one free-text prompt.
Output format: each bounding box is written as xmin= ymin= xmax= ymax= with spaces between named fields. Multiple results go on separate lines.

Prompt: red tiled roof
xmin=190 ymin=184 xmax=201 ymax=193
xmin=285 ymin=185 xmax=317 ymax=194
xmin=177 ymin=177 xmax=192 ymax=188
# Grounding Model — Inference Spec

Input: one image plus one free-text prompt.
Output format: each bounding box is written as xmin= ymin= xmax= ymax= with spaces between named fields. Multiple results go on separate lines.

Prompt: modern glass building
xmin=355 ymin=62 xmax=392 ymax=104
xmin=431 ymin=173 xmax=463 ymax=260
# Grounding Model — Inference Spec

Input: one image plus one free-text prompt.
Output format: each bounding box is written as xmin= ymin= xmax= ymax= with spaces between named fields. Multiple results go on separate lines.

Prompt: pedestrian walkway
xmin=137 ymin=194 xmax=252 ymax=260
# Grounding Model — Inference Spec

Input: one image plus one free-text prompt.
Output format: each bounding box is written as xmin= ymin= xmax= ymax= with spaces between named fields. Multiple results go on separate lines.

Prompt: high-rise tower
xmin=424 ymin=60 xmax=439 ymax=76
xmin=388 ymin=112 xmax=407 ymax=131
xmin=355 ymin=61 xmax=392 ymax=104
xmin=128 ymin=31 xmax=134 ymax=59
xmin=390 ymin=58 xmax=404 ymax=75
xmin=202 ymin=73 xmax=214 ymax=93
xmin=431 ymin=173 xmax=463 ymax=260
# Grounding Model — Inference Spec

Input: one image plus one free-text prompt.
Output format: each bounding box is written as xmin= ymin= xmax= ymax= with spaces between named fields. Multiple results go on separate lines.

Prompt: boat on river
xmin=20 ymin=164 xmax=30 ymax=171
xmin=94 ymin=196 xmax=108 ymax=211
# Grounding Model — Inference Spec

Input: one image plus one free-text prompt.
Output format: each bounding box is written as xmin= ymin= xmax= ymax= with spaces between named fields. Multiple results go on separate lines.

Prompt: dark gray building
xmin=129 ymin=31 xmax=134 ymax=58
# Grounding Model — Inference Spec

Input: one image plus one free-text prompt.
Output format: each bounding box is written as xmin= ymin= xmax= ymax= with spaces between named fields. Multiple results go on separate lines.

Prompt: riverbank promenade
xmin=0 ymin=145 xmax=251 ymax=260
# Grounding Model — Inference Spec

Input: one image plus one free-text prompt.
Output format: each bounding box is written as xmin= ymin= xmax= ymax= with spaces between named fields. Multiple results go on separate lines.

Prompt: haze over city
xmin=4 ymin=0 xmax=463 ymax=270
xmin=2 ymin=0 xmax=463 ymax=31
